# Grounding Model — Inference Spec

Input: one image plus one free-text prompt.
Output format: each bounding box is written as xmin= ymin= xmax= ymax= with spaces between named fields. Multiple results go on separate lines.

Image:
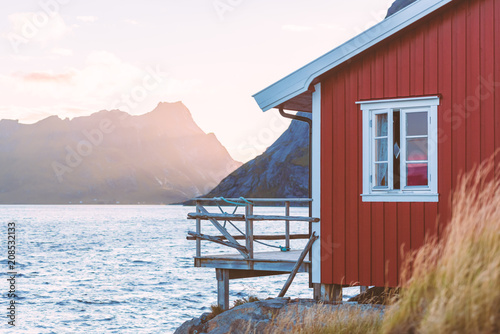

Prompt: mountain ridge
xmin=0 ymin=102 xmax=241 ymax=204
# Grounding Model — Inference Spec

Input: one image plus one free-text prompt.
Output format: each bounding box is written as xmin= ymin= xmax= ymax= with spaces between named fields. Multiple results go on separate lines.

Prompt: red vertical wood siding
xmin=320 ymin=0 xmax=499 ymax=286
xmin=496 ymin=0 xmax=500 ymax=173
xmin=332 ymin=73 xmax=346 ymax=284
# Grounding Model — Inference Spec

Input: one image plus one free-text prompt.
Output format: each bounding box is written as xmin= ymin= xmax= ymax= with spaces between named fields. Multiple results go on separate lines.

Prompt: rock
xmin=174 ymin=312 xmax=215 ymax=334
xmin=174 ymin=315 xmax=206 ymax=334
xmin=175 ymin=298 xmax=320 ymax=334
xmin=175 ymin=298 xmax=388 ymax=333
xmin=205 ymin=298 xmax=291 ymax=334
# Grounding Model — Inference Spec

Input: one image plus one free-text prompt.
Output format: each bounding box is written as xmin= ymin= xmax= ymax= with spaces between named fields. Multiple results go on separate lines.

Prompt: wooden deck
xmin=187 ymin=198 xmax=318 ymax=309
xmin=194 ymin=250 xmax=310 ymax=274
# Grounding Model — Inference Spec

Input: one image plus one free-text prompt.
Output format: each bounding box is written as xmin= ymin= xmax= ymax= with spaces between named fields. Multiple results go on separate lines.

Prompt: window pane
xmin=407 ymin=138 xmax=428 ymax=161
xmin=407 ymin=163 xmax=428 ymax=186
xmin=375 ymin=113 xmax=388 ymax=137
xmin=375 ymin=163 xmax=388 ymax=187
xmin=406 ymin=112 xmax=428 ymax=136
xmin=375 ymin=138 xmax=388 ymax=161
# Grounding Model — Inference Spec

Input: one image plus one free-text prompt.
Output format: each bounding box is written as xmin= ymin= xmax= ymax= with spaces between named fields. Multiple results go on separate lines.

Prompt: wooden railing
xmin=187 ymin=198 xmax=318 ymax=260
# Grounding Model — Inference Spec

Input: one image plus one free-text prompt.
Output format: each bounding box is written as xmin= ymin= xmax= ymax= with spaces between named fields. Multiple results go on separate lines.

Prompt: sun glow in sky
xmin=0 ymin=0 xmax=394 ymax=162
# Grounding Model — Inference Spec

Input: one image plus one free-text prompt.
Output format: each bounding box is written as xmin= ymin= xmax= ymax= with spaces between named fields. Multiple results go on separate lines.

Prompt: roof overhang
xmin=253 ymin=0 xmax=454 ymax=112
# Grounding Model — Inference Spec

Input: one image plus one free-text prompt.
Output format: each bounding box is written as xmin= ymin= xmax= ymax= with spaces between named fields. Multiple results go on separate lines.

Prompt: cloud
xmin=4 ymin=12 xmax=72 ymax=52
xmin=76 ymin=16 xmax=98 ymax=23
xmin=51 ymin=48 xmax=73 ymax=56
xmin=12 ymin=70 xmax=76 ymax=84
xmin=0 ymin=51 xmax=201 ymax=122
xmin=281 ymin=24 xmax=313 ymax=32
xmin=4 ymin=51 xmax=144 ymax=102
xmin=124 ymin=19 xmax=139 ymax=25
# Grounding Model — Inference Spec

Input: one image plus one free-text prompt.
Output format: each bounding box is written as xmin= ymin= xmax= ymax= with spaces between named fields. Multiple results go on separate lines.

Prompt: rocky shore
xmin=174 ymin=297 xmax=385 ymax=334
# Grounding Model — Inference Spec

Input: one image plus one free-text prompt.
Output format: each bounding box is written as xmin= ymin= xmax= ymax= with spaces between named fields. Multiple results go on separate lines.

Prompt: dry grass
xmin=233 ymin=295 xmax=260 ymax=307
xmin=382 ymin=158 xmax=500 ymax=334
xmin=209 ymin=296 xmax=261 ymax=318
xmin=262 ymin=303 xmax=383 ymax=334
xmin=262 ymin=157 xmax=500 ymax=334
xmin=209 ymin=304 xmax=224 ymax=317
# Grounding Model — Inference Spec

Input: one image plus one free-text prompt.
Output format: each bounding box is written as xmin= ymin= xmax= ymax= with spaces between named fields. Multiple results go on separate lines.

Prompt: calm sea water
xmin=0 ymin=205 xmax=358 ymax=333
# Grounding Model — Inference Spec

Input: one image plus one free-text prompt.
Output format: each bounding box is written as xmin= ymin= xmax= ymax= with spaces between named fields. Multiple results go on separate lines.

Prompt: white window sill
xmin=361 ymin=193 xmax=439 ymax=202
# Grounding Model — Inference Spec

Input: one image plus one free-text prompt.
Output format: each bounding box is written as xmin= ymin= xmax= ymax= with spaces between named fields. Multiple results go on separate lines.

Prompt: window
xmin=357 ymin=96 xmax=439 ymax=202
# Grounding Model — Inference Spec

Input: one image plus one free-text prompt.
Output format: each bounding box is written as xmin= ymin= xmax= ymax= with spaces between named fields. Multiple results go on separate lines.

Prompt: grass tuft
xmin=209 ymin=304 xmax=224 ymax=317
xmin=382 ymin=156 xmax=500 ymax=334
xmin=263 ymin=304 xmax=383 ymax=334
xmin=233 ymin=295 xmax=260 ymax=307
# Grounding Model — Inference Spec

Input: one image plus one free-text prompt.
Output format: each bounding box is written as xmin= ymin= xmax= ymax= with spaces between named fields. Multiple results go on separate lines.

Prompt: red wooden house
xmin=253 ymin=0 xmax=500 ymax=300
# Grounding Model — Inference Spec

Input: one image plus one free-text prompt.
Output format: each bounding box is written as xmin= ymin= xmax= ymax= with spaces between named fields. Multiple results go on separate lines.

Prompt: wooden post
xmin=245 ymin=203 xmax=254 ymax=260
xmin=216 ymin=269 xmax=230 ymax=310
xmin=278 ymin=232 xmax=318 ymax=297
xmin=319 ymin=284 xmax=343 ymax=303
xmin=285 ymin=201 xmax=290 ymax=249
xmin=360 ymin=286 xmax=368 ymax=293
xmin=313 ymin=283 xmax=321 ymax=300
xmin=196 ymin=201 xmax=201 ymax=258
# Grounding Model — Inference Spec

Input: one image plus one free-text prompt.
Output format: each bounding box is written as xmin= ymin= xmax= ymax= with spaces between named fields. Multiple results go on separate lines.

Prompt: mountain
xmin=0 ymin=102 xmax=241 ymax=204
xmin=202 ymin=113 xmax=310 ymax=199
xmin=386 ymin=0 xmax=417 ymax=18
xmin=200 ymin=0 xmax=417 ymax=201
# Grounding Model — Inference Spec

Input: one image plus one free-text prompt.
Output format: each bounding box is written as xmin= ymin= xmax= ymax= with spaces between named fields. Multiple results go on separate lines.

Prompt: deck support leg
xmin=216 ymin=269 xmax=230 ymax=310
xmin=313 ymin=283 xmax=321 ymax=300
xmin=245 ymin=204 xmax=254 ymax=270
xmin=285 ymin=201 xmax=290 ymax=250
xmin=319 ymin=284 xmax=343 ymax=303
xmin=195 ymin=201 xmax=201 ymax=258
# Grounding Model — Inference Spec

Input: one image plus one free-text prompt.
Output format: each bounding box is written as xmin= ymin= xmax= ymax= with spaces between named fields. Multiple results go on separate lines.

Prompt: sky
xmin=0 ymin=0 xmax=395 ymax=162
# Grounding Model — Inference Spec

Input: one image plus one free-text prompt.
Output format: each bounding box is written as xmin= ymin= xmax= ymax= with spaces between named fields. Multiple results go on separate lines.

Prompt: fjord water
xmin=0 ymin=205 xmax=343 ymax=333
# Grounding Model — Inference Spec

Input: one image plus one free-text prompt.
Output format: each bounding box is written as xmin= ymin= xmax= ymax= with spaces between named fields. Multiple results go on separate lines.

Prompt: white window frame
xmin=357 ymin=96 xmax=439 ymax=202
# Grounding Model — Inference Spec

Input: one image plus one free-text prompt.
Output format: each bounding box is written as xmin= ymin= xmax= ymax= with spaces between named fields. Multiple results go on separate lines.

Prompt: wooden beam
xmin=188 ymin=212 xmax=320 ymax=223
xmin=278 ymin=232 xmax=318 ymax=297
xmin=187 ymin=234 xmax=310 ymax=241
xmin=228 ymin=270 xmax=289 ymax=280
xmin=187 ymin=212 xmax=246 ymax=221
xmin=187 ymin=232 xmax=248 ymax=252
xmin=247 ymin=215 xmax=320 ymax=222
xmin=196 ymin=204 xmax=249 ymax=258
xmin=191 ymin=198 xmax=313 ymax=202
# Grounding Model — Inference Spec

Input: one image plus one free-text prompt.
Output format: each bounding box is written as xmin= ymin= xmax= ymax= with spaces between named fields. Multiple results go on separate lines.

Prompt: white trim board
xmin=311 ymin=83 xmax=321 ymax=283
xmin=357 ymin=96 xmax=440 ymax=110
xmin=253 ymin=0 xmax=453 ymax=112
